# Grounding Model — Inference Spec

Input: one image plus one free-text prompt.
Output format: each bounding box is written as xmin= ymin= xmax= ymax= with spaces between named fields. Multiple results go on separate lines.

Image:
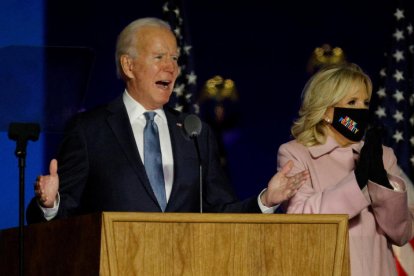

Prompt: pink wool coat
xmin=277 ymin=136 xmax=413 ymax=276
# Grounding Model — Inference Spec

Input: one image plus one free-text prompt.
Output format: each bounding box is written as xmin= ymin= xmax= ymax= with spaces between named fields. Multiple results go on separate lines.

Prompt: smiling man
xmin=26 ymin=18 xmax=309 ymax=222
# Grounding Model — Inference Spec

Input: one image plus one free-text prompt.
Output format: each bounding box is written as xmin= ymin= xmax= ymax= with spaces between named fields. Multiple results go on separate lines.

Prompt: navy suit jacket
xmin=27 ymin=96 xmax=260 ymax=223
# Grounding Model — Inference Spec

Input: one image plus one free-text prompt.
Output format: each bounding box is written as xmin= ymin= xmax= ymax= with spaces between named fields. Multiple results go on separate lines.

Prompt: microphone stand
xmin=183 ymin=114 xmax=203 ymax=213
xmin=16 ymin=140 xmax=27 ymax=276
xmin=193 ymin=136 xmax=203 ymax=213
xmin=8 ymin=122 xmax=40 ymax=276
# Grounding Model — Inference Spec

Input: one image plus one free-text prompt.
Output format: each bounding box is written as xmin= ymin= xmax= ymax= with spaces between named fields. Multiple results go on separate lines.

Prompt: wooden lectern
xmin=0 ymin=212 xmax=349 ymax=275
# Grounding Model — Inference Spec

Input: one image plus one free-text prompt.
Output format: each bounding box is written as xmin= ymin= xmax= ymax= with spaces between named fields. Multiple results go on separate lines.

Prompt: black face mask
xmin=331 ymin=107 xmax=369 ymax=142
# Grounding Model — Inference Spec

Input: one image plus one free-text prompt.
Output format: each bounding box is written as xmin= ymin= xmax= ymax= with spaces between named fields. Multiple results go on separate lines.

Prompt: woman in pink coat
xmin=277 ymin=63 xmax=413 ymax=276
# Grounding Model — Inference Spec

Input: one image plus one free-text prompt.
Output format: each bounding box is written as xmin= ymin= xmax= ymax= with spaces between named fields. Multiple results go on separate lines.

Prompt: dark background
xmin=0 ymin=0 xmax=412 ymax=229
xmin=43 ymin=0 xmax=411 ymax=198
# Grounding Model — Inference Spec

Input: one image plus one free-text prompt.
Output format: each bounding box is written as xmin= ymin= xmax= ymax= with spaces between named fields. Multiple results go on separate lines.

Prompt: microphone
xmin=184 ymin=114 xmax=202 ymax=137
xmin=183 ymin=114 xmax=203 ymax=213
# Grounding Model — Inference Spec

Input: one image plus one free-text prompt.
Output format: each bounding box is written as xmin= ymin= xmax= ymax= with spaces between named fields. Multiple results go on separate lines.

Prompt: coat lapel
xmin=105 ymin=96 xmax=159 ymax=205
xmin=164 ymin=108 xmax=191 ymax=207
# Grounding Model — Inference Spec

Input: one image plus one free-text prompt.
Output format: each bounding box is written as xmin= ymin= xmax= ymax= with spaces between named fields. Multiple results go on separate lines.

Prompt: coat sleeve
xmin=277 ymin=142 xmax=369 ymax=218
xmin=201 ymin=123 xmax=261 ymax=213
xmin=55 ymin=116 xmax=90 ymax=219
xmin=25 ymin=115 xmax=89 ymax=223
xmin=367 ymin=146 xmax=413 ymax=245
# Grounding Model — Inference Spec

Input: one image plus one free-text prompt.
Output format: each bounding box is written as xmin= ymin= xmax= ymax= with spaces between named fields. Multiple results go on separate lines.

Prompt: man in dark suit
xmin=27 ymin=17 xmax=308 ymax=223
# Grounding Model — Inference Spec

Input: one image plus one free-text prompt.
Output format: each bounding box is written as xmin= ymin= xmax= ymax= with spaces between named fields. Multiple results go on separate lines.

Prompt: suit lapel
xmin=106 ymin=97 xmax=159 ymax=205
xmin=164 ymin=108 xmax=190 ymax=207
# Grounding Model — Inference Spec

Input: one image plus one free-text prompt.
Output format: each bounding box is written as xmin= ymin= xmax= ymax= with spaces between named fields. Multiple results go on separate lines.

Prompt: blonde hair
xmin=291 ymin=63 xmax=372 ymax=147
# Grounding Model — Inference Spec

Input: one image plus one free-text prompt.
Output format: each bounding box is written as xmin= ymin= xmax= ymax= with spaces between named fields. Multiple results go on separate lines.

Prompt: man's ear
xmin=120 ymin=55 xmax=134 ymax=79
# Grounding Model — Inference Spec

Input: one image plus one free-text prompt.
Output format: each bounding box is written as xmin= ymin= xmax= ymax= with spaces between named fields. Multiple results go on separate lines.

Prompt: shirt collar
xmin=123 ymin=90 xmax=167 ymax=123
xmin=308 ymin=135 xmax=362 ymax=158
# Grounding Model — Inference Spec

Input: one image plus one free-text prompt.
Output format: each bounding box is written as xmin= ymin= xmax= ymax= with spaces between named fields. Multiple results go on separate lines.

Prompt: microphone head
xmin=184 ymin=114 xmax=202 ymax=137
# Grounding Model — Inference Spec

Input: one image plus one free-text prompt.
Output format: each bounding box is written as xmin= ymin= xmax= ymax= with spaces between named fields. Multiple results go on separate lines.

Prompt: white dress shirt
xmin=123 ymin=90 xmax=174 ymax=201
xmin=124 ymin=90 xmax=274 ymax=212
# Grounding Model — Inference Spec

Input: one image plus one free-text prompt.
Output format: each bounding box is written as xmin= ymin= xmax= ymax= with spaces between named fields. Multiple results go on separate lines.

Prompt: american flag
xmin=162 ymin=0 xmax=198 ymax=114
xmin=370 ymin=3 xmax=414 ymax=275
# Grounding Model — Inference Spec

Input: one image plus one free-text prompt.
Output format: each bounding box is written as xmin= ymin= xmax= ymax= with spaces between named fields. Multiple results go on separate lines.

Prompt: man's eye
xmin=172 ymin=56 xmax=179 ymax=61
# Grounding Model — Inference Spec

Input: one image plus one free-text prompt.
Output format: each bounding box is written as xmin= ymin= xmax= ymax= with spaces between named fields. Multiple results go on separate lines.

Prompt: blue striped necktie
xmin=143 ymin=111 xmax=167 ymax=211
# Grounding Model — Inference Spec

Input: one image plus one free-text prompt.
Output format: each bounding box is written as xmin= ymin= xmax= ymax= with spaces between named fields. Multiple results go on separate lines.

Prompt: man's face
xmin=126 ymin=26 xmax=179 ymax=110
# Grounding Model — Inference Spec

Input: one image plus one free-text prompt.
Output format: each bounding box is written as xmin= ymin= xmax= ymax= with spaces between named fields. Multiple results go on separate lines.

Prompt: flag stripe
xmin=394 ymin=242 xmax=414 ymax=275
